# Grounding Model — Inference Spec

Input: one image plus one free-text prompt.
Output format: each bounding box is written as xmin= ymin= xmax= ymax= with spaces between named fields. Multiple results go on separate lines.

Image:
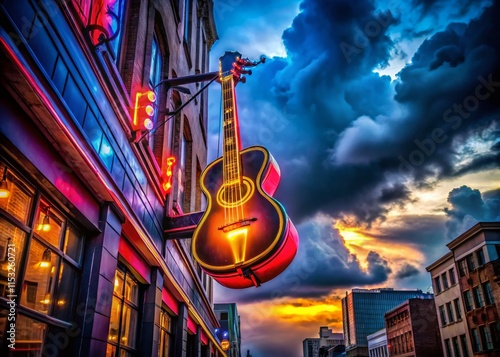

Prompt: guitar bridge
xmin=218 ymin=217 xmax=257 ymax=233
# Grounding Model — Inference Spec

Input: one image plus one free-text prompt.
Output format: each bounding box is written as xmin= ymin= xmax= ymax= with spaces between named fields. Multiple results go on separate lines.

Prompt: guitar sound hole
xmin=216 ymin=176 xmax=255 ymax=208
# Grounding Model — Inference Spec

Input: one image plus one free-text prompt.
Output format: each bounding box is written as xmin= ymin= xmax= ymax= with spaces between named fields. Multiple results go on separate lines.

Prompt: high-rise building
xmin=384 ymin=298 xmax=443 ymax=356
xmin=341 ymin=288 xmax=433 ymax=357
xmin=0 ymin=0 xmax=224 ymax=356
xmin=214 ymin=303 xmax=241 ymax=357
xmin=428 ymin=222 xmax=500 ymax=357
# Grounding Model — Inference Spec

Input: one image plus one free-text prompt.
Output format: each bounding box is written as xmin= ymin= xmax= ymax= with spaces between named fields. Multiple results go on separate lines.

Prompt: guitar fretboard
xmin=221 ymin=75 xmax=242 ymax=186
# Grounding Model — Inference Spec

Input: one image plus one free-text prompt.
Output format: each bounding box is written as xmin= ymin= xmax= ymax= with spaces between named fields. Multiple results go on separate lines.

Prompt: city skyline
xmin=208 ymin=0 xmax=500 ymax=356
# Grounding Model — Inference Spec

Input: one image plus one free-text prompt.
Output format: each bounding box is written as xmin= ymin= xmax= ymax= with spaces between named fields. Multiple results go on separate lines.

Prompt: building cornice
xmin=447 ymin=222 xmax=500 ymax=250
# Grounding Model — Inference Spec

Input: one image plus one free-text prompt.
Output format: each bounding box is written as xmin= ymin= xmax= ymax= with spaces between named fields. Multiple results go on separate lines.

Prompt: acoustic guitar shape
xmin=192 ymin=51 xmax=299 ymax=288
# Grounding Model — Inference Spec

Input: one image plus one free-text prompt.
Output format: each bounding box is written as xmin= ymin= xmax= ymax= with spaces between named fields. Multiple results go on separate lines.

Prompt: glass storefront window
xmin=21 ymin=239 xmax=59 ymax=313
xmin=159 ymin=309 xmax=173 ymax=356
xmin=107 ymin=268 xmax=140 ymax=356
xmin=0 ymin=218 xmax=27 ymax=297
xmin=0 ymin=159 xmax=85 ymax=355
xmin=0 ymin=162 xmax=34 ymax=224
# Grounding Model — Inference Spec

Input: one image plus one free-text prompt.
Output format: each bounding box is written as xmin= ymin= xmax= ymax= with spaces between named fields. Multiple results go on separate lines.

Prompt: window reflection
xmin=22 ymin=240 xmax=59 ymax=313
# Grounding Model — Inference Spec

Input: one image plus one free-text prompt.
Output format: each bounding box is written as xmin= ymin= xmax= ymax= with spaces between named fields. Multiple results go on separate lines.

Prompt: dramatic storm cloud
xmin=213 ymin=0 xmax=499 ymax=229
xmin=445 ymin=186 xmax=500 ymax=238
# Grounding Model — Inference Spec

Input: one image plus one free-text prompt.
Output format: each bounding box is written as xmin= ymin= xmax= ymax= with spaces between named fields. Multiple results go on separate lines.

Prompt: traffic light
xmin=133 ymin=90 xmax=157 ymax=131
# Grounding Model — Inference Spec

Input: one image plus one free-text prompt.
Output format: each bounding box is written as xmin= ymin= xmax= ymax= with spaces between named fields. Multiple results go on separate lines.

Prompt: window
xmin=453 ymin=336 xmax=461 ymax=357
xmin=473 ymin=286 xmax=484 ymax=308
xmin=483 ymin=282 xmax=494 ymax=305
xmin=471 ymin=328 xmax=481 ymax=352
xmin=458 ymin=259 xmax=468 ymax=277
xmin=179 ymin=122 xmax=192 ymax=213
xmin=466 ymin=254 xmax=476 ymax=272
xmin=0 ymin=160 xmax=84 ymax=354
xmin=490 ymin=322 xmax=500 ymax=347
xmin=107 ymin=267 xmax=140 ymax=356
xmin=149 ymin=34 xmax=163 ymax=87
xmin=434 ymin=276 xmax=442 ymax=293
xmin=159 ymin=308 xmax=175 ymax=357
xmin=464 ymin=290 xmax=474 ymax=311
xmin=442 ymin=272 xmax=449 ymax=290
xmin=444 ymin=339 xmax=452 ymax=357
xmin=446 ymin=302 xmax=455 ymax=323
xmin=449 ymin=267 xmax=456 ymax=285
xmin=454 ymin=298 xmax=462 ymax=319
xmin=148 ymin=32 xmax=163 ymax=159
xmin=460 ymin=334 xmax=470 ymax=357
xmin=220 ymin=312 xmax=228 ymax=320
xmin=476 ymin=248 xmax=485 ymax=267
xmin=480 ymin=325 xmax=493 ymax=350
xmin=183 ymin=0 xmax=192 ymax=45
xmin=439 ymin=305 xmax=447 ymax=326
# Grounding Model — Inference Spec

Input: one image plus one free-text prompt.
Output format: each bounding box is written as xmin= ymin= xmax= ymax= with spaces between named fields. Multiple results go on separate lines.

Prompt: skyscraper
xmin=342 ymin=288 xmax=433 ymax=357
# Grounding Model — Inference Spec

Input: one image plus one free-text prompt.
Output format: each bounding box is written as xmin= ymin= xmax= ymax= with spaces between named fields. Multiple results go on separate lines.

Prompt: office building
xmin=385 ymin=298 xmax=442 ymax=356
xmin=342 ymin=288 xmax=433 ymax=357
xmin=0 ymin=0 xmax=225 ymax=356
xmin=214 ymin=303 xmax=241 ymax=357
xmin=428 ymin=222 xmax=500 ymax=357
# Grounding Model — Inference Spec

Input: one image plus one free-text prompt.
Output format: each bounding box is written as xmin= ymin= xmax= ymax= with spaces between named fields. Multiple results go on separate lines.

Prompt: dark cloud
xmin=214 ymin=220 xmax=392 ymax=303
xmin=445 ymin=186 xmax=500 ymax=238
xmin=211 ymin=0 xmax=500 ymax=229
xmin=395 ymin=263 xmax=421 ymax=279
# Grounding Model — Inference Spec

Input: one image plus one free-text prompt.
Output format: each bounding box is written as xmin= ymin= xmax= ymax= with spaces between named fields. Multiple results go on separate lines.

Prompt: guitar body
xmin=192 ymin=146 xmax=299 ymax=288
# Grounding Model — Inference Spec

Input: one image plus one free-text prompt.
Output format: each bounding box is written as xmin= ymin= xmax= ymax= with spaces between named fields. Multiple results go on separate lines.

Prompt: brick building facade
xmin=0 ymin=0 xmax=225 ymax=356
xmin=385 ymin=298 xmax=443 ymax=357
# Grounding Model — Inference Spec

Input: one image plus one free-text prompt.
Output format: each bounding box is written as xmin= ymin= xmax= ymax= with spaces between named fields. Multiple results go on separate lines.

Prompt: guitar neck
xmin=221 ymin=74 xmax=242 ymax=183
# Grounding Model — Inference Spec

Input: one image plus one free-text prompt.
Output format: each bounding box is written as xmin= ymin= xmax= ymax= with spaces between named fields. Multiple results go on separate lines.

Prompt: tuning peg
xmin=239 ymin=76 xmax=247 ymax=83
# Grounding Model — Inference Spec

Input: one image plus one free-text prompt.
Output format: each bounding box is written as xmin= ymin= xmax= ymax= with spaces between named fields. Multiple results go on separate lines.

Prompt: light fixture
xmin=39 ymin=248 xmax=51 ymax=268
xmin=40 ymin=293 xmax=51 ymax=305
xmin=0 ymin=166 xmax=10 ymax=199
xmin=37 ymin=207 xmax=51 ymax=232
xmin=1 ymin=237 xmax=11 ymax=271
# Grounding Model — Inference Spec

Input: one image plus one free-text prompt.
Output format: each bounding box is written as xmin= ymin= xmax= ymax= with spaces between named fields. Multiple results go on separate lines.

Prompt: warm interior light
xmin=114 ymin=278 xmax=119 ymax=287
xmin=39 ymin=248 xmax=51 ymax=268
xmin=1 ymin=237 xmax=11 ymax=271
xmin=37 ymin=207 xmax=51 ymax=232
xmin=40 ymin=293 xmax=51 ymax=305
xmin=0 ymin=167 xmax=10 ymax=199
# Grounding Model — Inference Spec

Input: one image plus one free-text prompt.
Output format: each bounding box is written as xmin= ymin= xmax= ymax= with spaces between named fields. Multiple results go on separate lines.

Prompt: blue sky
xmin=207 ymin=0 xmax=500 ymax=356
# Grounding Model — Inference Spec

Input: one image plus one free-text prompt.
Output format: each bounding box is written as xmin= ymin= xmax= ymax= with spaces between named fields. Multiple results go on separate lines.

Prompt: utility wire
xmin=139 ymin=75 xmax=219 ymax=142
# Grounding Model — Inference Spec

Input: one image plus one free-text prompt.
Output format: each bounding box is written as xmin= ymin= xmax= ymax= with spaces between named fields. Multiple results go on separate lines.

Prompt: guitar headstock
xmin=218 ymin=51 xmax=265 ymax=84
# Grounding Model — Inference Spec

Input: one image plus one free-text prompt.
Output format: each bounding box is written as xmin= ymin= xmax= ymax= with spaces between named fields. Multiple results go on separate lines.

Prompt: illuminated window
xmin=159 ymin=308 xmax=175 ymax=357
xmin=107 ymin=267 xmax=140 ymax=356
xmin=0 ymin=159 xmax=84 ymax=353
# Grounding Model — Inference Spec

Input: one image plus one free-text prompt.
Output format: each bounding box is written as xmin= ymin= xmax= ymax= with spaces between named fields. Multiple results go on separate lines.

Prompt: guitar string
xmin=232 ymin=75 xmax=245 ymax=222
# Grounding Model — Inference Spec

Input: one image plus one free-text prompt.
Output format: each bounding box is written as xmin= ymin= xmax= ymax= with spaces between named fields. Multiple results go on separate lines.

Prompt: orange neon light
xmin=227 ymin=227 xmax=248 ymax=264
xmin=162 ymin=156 xmax=176 ymax=193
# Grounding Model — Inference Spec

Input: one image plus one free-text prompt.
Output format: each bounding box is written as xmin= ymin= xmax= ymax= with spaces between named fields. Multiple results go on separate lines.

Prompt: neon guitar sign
xmin=192 ymin=52 xmax=299 ymax=288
